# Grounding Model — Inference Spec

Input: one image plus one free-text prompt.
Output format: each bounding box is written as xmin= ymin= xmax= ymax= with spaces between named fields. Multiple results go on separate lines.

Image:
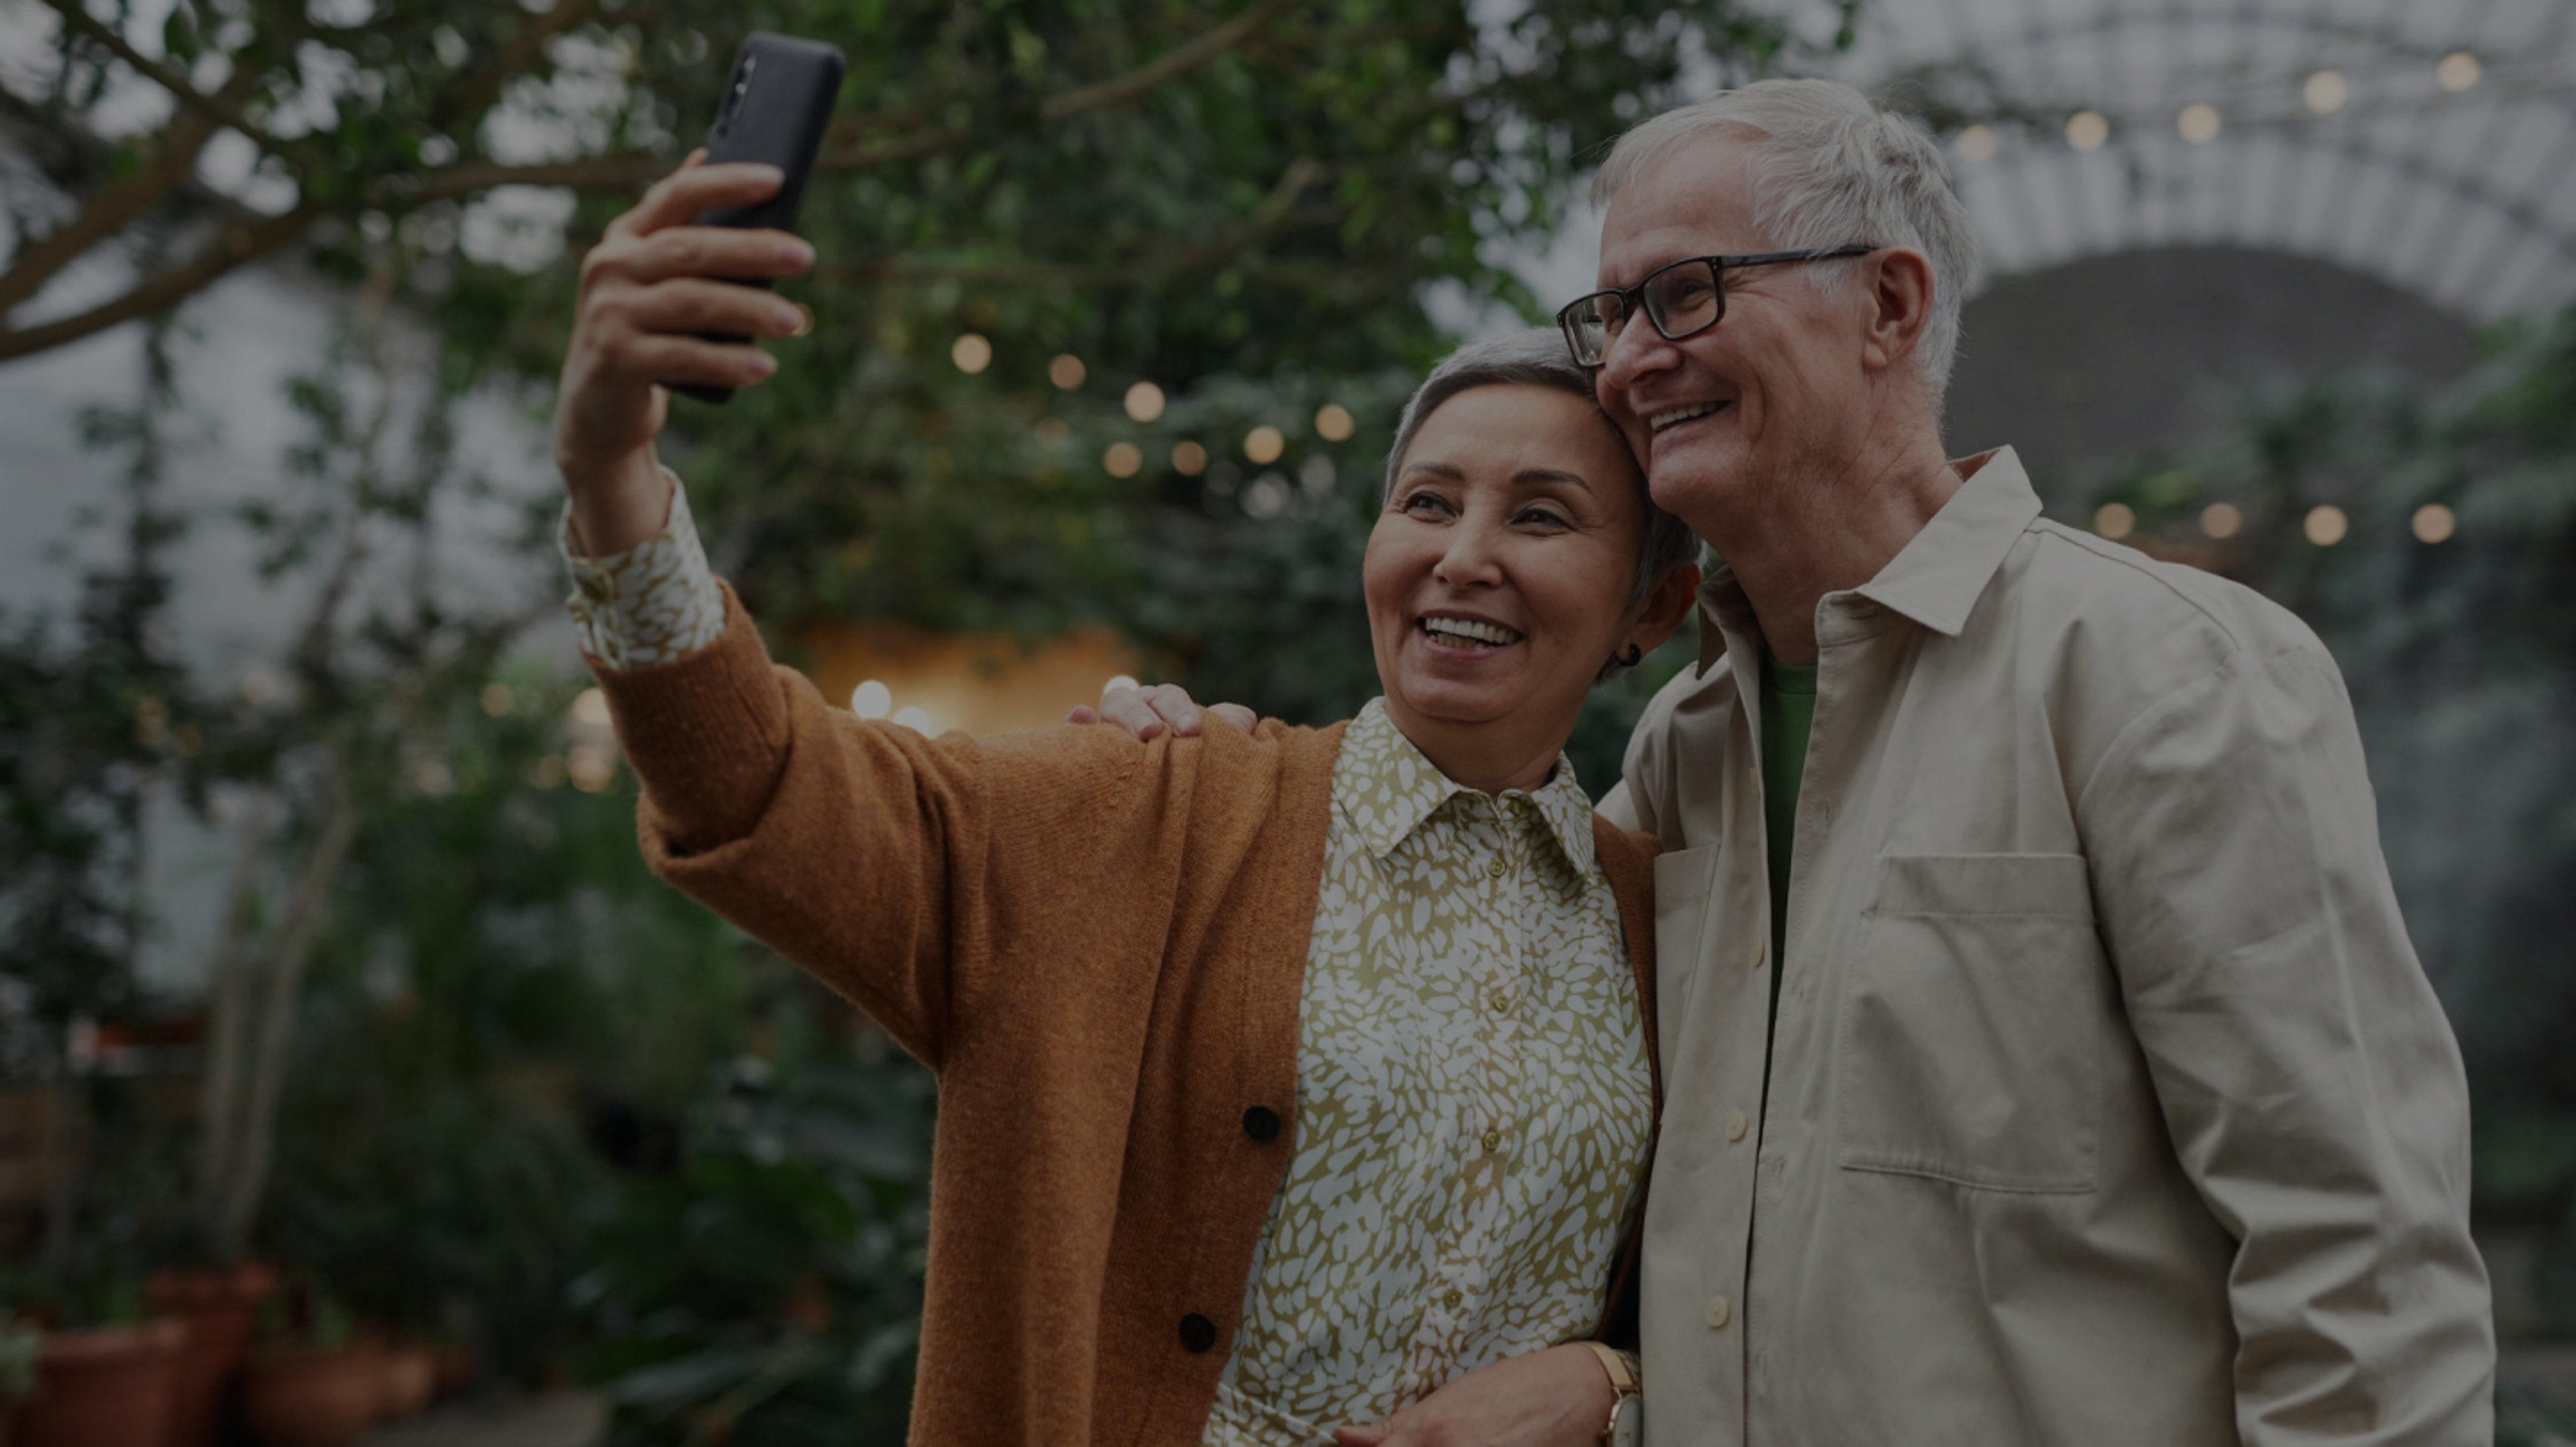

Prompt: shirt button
xmin=1487 ymin=859 xmax=1507 ymax=878
xmin=1481 ymin=1128 xmax=1501 ymax=1153
xmin=1242 ymin=1106 xmax=1282 ymax=1142
xmin=1443 ymin=1289 xmax=1463 ymax=1309
xmin=1488 ymin=990 xmax=1511 ymax=1014
xmin=1706 ymin=1295 xmax=1732 ymax=1329
xmin=1178 ymin=1313 xmax=1218 ymax=1353
xmin=1727 ymin=1108 xmax=1749 ymax=1142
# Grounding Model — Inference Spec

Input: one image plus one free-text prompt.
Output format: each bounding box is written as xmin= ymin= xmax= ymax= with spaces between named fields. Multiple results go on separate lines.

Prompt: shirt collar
xmin=1696 ymin=445 xmax=2043 ymax=674
xmin=1336 ymin=698 xmax=1599 ymax=873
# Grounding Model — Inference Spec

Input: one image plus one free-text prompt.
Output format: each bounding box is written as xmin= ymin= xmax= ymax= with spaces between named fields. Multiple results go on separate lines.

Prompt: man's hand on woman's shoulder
xmin=1065 ymin=681 xmax=1254 ymax=741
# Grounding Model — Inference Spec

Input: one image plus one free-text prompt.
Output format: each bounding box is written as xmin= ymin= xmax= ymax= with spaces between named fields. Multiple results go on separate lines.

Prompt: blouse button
xmin=1480 ymin=1128 xmax=1502 ymax=1154
xmin=1242 ymin=1106 xmax=1282 ymax=1142
xmin=1486 ymin=859 xmax=1507 ymax=879
xmin=1179 ymin=1314 xmax=1218 ymax=1353
xmin=1443 ymin=1289 xmax=1462 ymax=1309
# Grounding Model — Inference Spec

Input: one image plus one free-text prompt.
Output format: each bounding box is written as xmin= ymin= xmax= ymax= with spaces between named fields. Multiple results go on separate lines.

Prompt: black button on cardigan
xmin=1178 ymin=1312 xmax=1218 ymax=1353
xmin=1242 ymin=1106 xmax=1282 ymax=1142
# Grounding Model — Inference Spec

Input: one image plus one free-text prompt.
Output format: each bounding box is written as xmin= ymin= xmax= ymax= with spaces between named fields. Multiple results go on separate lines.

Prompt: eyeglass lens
xmin=1563 ymin=258 xmax=1727 ymax=364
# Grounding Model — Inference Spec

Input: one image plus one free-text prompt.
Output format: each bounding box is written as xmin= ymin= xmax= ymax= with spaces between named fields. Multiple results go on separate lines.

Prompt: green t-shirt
xmin=1759 ymin=655 xmax=1817 ymax=1030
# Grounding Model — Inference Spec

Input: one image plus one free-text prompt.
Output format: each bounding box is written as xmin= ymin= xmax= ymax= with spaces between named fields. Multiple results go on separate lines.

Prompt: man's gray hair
xmin=1381 ymin=328 xmax=1699 ymax=678
xmin=1593 ymin=78 xmax=1975 ymax=413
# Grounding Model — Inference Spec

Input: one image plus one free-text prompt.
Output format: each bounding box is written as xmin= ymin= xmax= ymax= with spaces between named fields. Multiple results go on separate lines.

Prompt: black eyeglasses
xmin=1556 ymin=246 xmax=1878 ymax=368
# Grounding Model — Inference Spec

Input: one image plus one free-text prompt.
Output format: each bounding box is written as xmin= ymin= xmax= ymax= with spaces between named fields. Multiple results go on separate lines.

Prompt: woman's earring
xmin=1609 ymin=643 xmax=1643 ymax=669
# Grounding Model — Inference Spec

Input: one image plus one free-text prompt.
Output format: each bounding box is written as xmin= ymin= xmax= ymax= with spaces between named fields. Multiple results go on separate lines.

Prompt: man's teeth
xmin=1422 ymin=617 xmax=1523 ymax=647
xmin=1650 ymin=402 xmax=1721 ymax=430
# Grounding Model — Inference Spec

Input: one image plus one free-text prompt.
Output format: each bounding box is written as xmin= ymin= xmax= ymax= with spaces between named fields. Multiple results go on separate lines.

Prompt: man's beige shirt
xmin=1600 ymin=447 xmax=2493 ymax=1446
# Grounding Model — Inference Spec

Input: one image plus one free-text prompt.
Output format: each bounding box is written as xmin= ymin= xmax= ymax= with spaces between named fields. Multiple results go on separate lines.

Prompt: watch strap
xmin=1580 ymin=1340 xmax=1639 ymax=1397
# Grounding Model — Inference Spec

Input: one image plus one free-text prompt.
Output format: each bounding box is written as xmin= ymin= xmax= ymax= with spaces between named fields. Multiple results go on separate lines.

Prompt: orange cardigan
xmin=592 ymin=588 xmax=1661 ymax=1446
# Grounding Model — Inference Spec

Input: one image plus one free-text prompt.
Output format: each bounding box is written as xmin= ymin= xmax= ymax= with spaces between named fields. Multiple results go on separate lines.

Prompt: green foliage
xmin=573 ymin=1049 xmax=934 ymax=1446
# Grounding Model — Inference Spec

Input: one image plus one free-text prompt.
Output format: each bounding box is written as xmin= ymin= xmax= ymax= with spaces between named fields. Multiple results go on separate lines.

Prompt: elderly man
xmin=1112 ymin=78 xmax=2494 ymax=1446
xmin=1566 ymin=78 xmax=2493 ymax=1444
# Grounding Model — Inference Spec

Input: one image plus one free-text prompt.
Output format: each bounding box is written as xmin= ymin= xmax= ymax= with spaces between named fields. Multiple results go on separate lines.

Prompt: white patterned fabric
xmin=1203 ymin=698 xmax=1652 ymax=1445
xmin=558 ymin=474 xmax=728 ymax=668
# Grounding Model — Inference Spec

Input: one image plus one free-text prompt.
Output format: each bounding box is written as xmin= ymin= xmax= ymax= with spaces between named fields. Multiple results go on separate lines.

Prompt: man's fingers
xmin=1065 ymin=704 xmax=1102 ymax=725
xmin=606 ymin=225 xmax=816 ymax=288
xmin=1095 ymin=686 xmax=1167 ymax=742
xmin=1145 ymin=684 xmax=1205 ymax=737
xmin=1208 ymin=702 xmax=1257 ymax=733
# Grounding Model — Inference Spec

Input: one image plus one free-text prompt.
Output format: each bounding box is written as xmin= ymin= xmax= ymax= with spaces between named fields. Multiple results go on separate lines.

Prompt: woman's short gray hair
xmin=1381 ymin=328 xmax=1700 ymax=679
xmin=1593 ymin=78 xmax=1974 ymax=413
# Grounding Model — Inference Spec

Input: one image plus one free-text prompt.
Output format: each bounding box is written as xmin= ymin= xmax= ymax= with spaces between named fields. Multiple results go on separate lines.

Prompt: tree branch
xmin=0 ymin=15 xmax=282 ymax=315
xmin=38 ymin=0 xmax=297 ymax=160
xmin=1038 ymin=0 xmax=1300 ymax=121
xmin=0 ymin=201 xmax=321 ymax=364
xmin=837 ymin=158 xmax=1331 ymax=288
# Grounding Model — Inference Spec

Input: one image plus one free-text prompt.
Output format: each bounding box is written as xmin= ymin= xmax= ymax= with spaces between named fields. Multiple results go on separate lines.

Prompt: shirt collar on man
xmin=1336 ymin=698 xmax=1598 ymax=874
xmin=1695 ymin=445 xmax=2044 ymax=675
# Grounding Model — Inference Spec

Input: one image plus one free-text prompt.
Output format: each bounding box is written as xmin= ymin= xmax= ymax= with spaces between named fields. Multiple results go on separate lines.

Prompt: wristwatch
xmin=1580 ymin=1341 xmax=1642 ymax=1447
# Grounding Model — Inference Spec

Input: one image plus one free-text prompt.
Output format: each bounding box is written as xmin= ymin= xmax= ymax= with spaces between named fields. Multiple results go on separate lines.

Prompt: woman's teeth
xmin=1422 ymin=617 xmax=1523 ymax=648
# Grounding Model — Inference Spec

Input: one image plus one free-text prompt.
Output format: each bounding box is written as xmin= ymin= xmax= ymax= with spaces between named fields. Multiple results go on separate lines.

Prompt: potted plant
xmin=144 ymin=1258 xmax=278 ymax=1447
xmin=3 ymin=1263 xmax=186 ymax=1447
xmin=0 ymin=1315 xmax=42 ymax=1446
xmin=237 ymin=1289 xmax=379 ymax=1447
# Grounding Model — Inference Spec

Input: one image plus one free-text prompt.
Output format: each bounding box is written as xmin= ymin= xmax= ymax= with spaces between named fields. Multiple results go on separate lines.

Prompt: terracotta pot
xmin=14 ymin=1319 xmax=186 ymax=1447
xmin=430 ymin=1338 xmax=476 ymax=1400
xmin=238 ymin=1342 xmax=380 ymax=1447
xmin=373 ymin=1344 xmax=435 ymax=1421
xmin=146 ymin=1266 xmax=278 ymax=1447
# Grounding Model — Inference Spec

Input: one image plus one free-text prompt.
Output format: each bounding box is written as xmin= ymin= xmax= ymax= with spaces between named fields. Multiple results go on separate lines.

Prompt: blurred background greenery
xmin=0 ymin=0 xmax=2571 ymax=1443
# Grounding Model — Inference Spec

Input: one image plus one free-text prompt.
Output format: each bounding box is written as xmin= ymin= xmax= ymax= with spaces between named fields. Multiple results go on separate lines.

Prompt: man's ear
xmin=1860 ymin=246 xmax=1936 ymax=374
xmin=1628 ymin=559 xmax=1703 ymax=657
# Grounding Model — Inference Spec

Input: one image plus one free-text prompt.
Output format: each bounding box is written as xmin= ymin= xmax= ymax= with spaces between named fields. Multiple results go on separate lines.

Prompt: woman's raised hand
xmin=1065 ymin=681 xmax=1254 ymax=741
xmin=553 ymin=153 xmax=814 ymax=555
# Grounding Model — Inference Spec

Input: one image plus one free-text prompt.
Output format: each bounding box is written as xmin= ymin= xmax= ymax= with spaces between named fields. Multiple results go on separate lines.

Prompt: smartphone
xmin=673 ymin=32 xmax=847 ymax=405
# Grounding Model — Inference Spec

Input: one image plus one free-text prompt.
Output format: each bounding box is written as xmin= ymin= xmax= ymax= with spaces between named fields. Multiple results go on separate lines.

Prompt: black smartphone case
xmin=674 ymin=32 xmax=847 ymax=404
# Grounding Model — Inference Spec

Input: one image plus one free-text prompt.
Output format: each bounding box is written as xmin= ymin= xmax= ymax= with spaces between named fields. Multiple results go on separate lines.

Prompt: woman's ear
xmin=1626 ymin=559 xmax=1702 ymax=657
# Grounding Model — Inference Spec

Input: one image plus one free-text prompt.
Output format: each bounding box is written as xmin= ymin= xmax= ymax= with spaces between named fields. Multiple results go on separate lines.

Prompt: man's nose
xmin=1596 ymin=314 xmax=1676 ymax=396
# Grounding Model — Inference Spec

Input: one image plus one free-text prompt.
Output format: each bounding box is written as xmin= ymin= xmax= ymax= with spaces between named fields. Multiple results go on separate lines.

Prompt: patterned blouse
xmin=561 ymin=480 xmax=1653 ymax=1445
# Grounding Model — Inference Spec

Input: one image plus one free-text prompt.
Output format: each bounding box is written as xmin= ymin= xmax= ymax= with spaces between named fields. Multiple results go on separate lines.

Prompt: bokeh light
xmin=2437 ymin=52 xmax=2480 ymax=92
xmin=2304 ymin=504 xmax=2349 ymax=545
xmin=851 ymin=680 xmax=892 ymax=719
xmin=1103 ymin=441 xmax=1144 ymax=477
xmin=1244 ymin=425 xmax=1286 ymax=464
xmin=1315 ymin=404 xmax=1355 ymax=441
xmin=1124 ymin=381 xmax=1166 ymax=423
xmin=2304 ymin=70 xmax=2348 ymax=114
xmin=1956 ymin=124 xmax=1997 ymax=162
xmin=951 ymin=333 xmax=992 ymax=374
xmin=2093 ymin=502 xmax=2136 ymax=539
xmin=1049 ymin=353 xmax=1087 ymax=389
xmin=2066 ymin=111 xmax=2110 ymax=152
xmin=892 ymin=706 xmax=934 ymax=734
xmin=2201 ymin=502 xmax=2243 ymax=539
xmin=2178 ymin=104 xmax=2221 ymax=144
xmin=2412 ymin=504 xmax=2457 ymax=543
xmin=480 ymin=682 xmax=513 ymax=716
xmin=1172 ymin=440 xmax=1208 ymax=475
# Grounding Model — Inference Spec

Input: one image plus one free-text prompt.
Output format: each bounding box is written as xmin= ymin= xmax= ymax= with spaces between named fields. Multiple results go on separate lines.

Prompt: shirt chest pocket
xmin=1835 ymin=852 xmax=2112 ymax=1194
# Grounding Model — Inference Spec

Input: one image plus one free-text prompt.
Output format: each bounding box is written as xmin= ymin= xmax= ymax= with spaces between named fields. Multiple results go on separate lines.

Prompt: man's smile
xmin=1648 ymin=400 xmax=1727 ymax=431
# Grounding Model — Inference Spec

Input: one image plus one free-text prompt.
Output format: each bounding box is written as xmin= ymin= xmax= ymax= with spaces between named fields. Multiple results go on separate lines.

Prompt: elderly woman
xmin=553 ymin=160 xmax=1699 ymax=1447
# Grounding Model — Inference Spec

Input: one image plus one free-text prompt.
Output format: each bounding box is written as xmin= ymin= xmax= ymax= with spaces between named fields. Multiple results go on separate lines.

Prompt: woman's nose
xmin=1434 ymin=519 xmax=1505 ymax=586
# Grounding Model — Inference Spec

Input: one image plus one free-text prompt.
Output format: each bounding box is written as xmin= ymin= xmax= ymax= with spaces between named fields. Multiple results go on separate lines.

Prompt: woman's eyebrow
xmin=1514 ymin=468 xmax=1595 ymax=494
xmin=1398 ymin=460 xmax=1466 ymax=482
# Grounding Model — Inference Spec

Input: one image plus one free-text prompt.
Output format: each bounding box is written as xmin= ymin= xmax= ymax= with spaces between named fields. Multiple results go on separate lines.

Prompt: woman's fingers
xmin=1332 ymin=1425 xmax=1392 ymax=1446
xmin=610 ymin=159 xmax=787 ymax=242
